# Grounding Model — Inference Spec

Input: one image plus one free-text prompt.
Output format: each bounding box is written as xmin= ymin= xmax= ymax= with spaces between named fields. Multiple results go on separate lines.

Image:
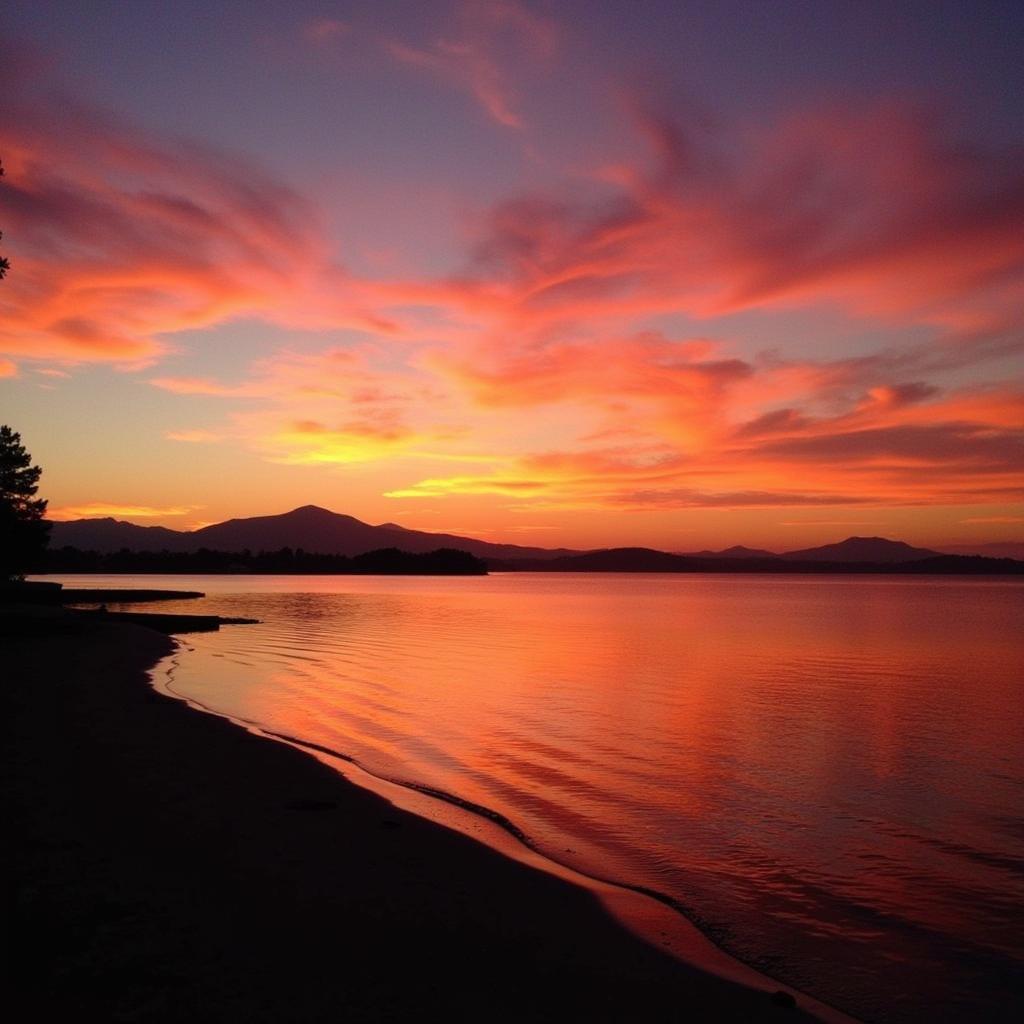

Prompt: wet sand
xmin=6 ymin=611 xmax=830 ymax=1021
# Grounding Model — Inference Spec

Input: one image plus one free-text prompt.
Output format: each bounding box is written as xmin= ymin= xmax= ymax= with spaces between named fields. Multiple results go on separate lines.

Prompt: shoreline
xmin=156 ymin=645 xmax=856 ymax=1023
xmin=8 ymin=610 xmax=848 ymax=1021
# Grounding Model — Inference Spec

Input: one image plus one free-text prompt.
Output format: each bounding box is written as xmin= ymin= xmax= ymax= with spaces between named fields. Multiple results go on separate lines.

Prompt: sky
xmin=1 ymin=0 xmax=1022 ymax=551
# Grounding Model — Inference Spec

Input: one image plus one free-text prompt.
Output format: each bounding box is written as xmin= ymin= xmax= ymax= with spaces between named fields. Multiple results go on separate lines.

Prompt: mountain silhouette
xmin=48 ymin=518 xmax=194 ymax=552
xmin=49 ymin=505 xmax=578 ymax=561
xmin=681 ymin=545 xmax=778 ymax=559
xmin=779 ymin=536 xmax=942 ymax=562
xmin=49 ymin=510 xmax=1016 ymax=569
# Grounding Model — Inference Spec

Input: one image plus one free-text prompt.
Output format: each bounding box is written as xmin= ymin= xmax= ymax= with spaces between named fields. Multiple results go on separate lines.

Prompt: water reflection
xmin=54 ymin=572 xmax=1024 ymax=1023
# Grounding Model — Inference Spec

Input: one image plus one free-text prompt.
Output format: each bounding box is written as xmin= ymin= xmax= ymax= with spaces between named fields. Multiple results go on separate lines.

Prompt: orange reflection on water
xmin=144 ymin=572 xmax=1023 ymax=1024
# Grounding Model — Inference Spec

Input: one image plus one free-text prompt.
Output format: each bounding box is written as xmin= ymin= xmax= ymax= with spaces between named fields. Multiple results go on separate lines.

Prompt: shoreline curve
xmin=155 ymin=640 xmax=859 ymax=1024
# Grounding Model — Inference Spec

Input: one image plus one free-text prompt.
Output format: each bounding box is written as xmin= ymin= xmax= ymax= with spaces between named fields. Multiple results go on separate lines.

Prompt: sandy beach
xmin=6 ymin=610 xmax=828 ymax=1022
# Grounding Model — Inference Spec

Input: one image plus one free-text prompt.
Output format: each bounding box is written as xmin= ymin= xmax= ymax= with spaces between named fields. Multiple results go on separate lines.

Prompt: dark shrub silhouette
xmin=1 ymin=426 xmax=51 ymax=580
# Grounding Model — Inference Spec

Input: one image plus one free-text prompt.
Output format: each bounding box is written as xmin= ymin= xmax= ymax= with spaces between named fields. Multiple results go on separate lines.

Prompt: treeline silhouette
xmin=41 ymin=545 xmax=487 ymax=575
xmin=487 ymin=549 xmax=1024 ymax=574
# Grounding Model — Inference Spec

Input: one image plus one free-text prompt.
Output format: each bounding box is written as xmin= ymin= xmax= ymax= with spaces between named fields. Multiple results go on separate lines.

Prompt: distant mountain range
xmin=679 ymin=545 xmax=778 ymax=559
xmin=675 ymin=537 xmax=944 ymax=562
xmin=49 ymin=505 xmax=578 ymax=562
xmin=47 ymin=505 xmax=1022 ymax=571
xmin=776 ymin=537 xmax=943 ymax=562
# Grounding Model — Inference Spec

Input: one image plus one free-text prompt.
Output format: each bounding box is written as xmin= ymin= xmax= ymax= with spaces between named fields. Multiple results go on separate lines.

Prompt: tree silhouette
xmin=1 ymin=426 xmax=51 ymax=580
xmin=0 ymin=158 xmax=9 ymax=279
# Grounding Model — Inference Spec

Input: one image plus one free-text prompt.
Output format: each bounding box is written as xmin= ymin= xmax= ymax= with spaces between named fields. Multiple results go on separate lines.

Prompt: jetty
xmin=1 ymin=581 xmax=257 ymax=634
xmin=73 ymin=607 xmax=259 ymax=634
xmin=1 ymin=580 xmax=205 ymax=605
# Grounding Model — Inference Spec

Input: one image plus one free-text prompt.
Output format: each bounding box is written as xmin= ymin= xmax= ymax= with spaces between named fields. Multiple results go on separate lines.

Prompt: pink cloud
xmin=431 ymin=332 xmax=750 ymax=412
xmin=0 ymin=44 xmax=401 ymax=367
xmin=5 ymin=34 xmax=1023 ymax=523
xmin=388 ymin=0 xmax=556 ymax=129
xmin=149 ymin=376 xmax=265 ymax=397
xmin=435 ymin=99 xmax=1024 ymax=349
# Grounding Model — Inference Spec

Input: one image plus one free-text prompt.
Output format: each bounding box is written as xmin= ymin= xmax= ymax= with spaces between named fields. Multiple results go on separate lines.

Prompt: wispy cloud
xmin=4 ymin=33 xmax=1023 ymax=524
xmin=149 ymin=376 xmax=265 ymax=397
xmin=164 ymin=429 xmax=224 ymax=443
xmin=387 ymin=0 xmax=556 ymax=129
xmin=0 ymin=41 xmax=397 ymax=368
xmin=48 ymin=502 xmax=202 ymax=521
xmin=433 ymin=98 xmax=1024 ymax=339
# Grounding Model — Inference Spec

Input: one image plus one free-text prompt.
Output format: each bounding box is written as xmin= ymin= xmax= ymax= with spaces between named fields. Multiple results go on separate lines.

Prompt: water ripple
xmin=85 ymin=571 xmax=1024 ymax=1024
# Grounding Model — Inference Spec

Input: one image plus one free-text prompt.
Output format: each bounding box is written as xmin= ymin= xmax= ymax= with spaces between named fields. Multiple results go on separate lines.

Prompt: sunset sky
xmin=2 ymin=0 xmax=1022 ymax=551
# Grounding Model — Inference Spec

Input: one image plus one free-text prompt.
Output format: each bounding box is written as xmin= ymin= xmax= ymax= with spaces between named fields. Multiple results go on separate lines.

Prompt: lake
xmin=49 ymin=572 xmax=1024 ymax=1022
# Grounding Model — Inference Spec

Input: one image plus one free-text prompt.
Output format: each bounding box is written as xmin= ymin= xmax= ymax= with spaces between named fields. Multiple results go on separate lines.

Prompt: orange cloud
xmin=48 ymin=502 xmax=202 ymax=521
xmin=172 ymin=347 xmax=482 ymax=468
xmin=6 ymin=35 xmax=1022 ymax=527
xmin=264 ymin=418 xmax=421 ymax=465
xmin=0 ymin=358 xmax=16 ymax=377
xmin=429 ymin=99 xmax=1024 ymax=348
xmin=385 ymin=372 xmax=1024 ymax=511
xmin=0 ymin=46 xmax=400 ymax=368
xmin=433 ymin=332 xmax=748 ymax=407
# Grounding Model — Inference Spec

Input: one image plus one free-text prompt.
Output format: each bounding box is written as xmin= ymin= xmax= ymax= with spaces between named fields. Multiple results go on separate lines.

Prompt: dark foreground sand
xmin=6 ymin=611 xmax=827 ymax=1022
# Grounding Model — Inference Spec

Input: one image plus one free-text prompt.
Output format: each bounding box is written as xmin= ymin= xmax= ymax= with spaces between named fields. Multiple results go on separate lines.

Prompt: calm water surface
xmin=53 ymin=573 xmax=1024 ymax=1022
